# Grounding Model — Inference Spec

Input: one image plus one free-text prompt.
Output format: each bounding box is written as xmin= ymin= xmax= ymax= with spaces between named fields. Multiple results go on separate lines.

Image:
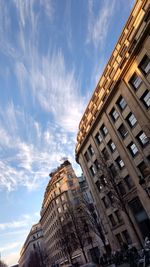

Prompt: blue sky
xmin=0 ymin=0 xmax=135 ymax=265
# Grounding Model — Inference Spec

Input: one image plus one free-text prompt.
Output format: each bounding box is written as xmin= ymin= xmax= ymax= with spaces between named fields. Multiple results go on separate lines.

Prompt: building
xmin=19 ymin=222 xmax=45 ymax=267
xmin=78 ymin=174 xmax=93 ymax=203
xmin=40 ymin=160 xmax=102 ymax=266
xmin=76 ymin=0 xmax=150 ymax=251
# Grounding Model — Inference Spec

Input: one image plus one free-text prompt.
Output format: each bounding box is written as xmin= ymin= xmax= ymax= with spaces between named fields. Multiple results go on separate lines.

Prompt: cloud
xmin=0 ymin=242 xmax=21 ymax=253
xmin=26 ymin=50 xmax=86 ymax=132
xmin=0 ymin=103 xmax=79 ymax=192
xmin=0 ymin=212 xmax=40 ymax=231
xmin=3 ymin=251 xmax=20 ymax=266
xmin=0 ymin=0 xmax=86 ymax=193
xmin=0 ymin=212 xmax=40 ymax=265
xmin=87 ymin=0 xmax=116 ymax=49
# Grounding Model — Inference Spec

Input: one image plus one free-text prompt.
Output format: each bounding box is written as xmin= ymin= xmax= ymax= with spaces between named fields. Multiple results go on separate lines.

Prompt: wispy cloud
xmin=0 ymin=212 xmax=40 ymax=231
xmin=0 ymin=103 xmax=78 ymax=191
xmin=87 ymin=0 xmax=116 ymax=49
xmin=0 ymin=242 xmax=21 ymax=253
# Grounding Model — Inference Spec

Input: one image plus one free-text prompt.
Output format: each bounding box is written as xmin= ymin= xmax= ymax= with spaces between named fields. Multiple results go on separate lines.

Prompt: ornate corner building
xmin=40 ymin=160 xmax=103 ymax=266
xmin=76 ymin=0 xmax=150 ymax=250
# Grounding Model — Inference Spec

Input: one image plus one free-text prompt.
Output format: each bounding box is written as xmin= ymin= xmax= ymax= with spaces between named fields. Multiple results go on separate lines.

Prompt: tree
xmin=27 ymin=247 xmax=49 ymax=267
xmin=80 ymin=197 xmax=111 ymax=255
xmin=95 ymin=152 xmax=143 ymax=247
xmin=58 ymin=200 xmax=97 ymax=264
xmin=27 ymin=251 xmax=41 ymax=267
xmin=59 ymin=216 xmax=79 ymax=265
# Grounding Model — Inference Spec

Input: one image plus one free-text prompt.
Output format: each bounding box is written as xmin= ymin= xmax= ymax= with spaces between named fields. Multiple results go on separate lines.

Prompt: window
xmin=68 ymin=173 xmax=73 ymax=179
xmin=138 ymin=161 xmax=149 ymax=178
xmin=108 ymin=139 xmax=116 ymax=152
xmin=84 ymin=151 xmax=90 ymax=162
xmin=95 ymin=132 xmax=102 ymax=145
xmin=129 ymin=73 xmax=142 ymax=90
xmin=90 ymin=165 xmax=96 ymax=176
xmin=139 ymin=54 xmax=150 ymax=75
xmin=126 ymin=112 xmax=137 ymax=128
xmin=109 ymin=164 xmax=117 ymax=177
xmin=136 ymin=131 xmax=149 ymax=147
xmin=108 ymin=214 xmax=116 ymax=226
xmin=101 ymin=148 xmax=109 ymax=160
xmin=116 ymin=233 xmax=123 ymax=245
xmin=122 ymin=230 xmax=132 ymax=244
xmin=107 ymin=191 xmax=115 ymax=203
xmin=140 ymin=90 xmax=150 ymax=109
xmin=117 ymin=96 xmax=127 ymax=111
xmin=95 ymin=180 xmax=101 ymax=192
xmin=102 ymin=197 xmax=109 ymax=209
xmin=58 ymin=207 xmax=61 ymax=213
xmin=115 ymin=156 xmax=125 ymax=169
xmin=115 ymin=210 xmax=123 ymax=223
xmin=100 ymin=175 xmax=108 ymax=187
xmin=88 ymin=145 xmax=94 ymax=156
xmin=124 ymin=175 xmax=134 ymax=190
xmin=118 ymin=182 xmax=126 ymax=195
xmin=128 ymin=142 xmax=138 ymax=157
xmin=129 ymin=197 xmax=150 ymax=238
xmin=56 ymin=198 xmax=59 ymax=205
xmin=118 ymin=124 xmax=128 ymax=138
xmin=94 ymin=159 xmax=100 ymax=171
xmin=100 ymin=124 xmax=108 ymax=136
xmin=63 ymin=204 xmax=67 ymax=210
xmin=110 ymin=108 xmax=119 ymax=121
xmin=61 ymin=195 xmax=65 ymax=201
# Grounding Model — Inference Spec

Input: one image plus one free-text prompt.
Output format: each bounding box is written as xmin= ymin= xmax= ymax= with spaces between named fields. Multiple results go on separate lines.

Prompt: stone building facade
xmin=76 ymin=0 xmax=150 ymax=251
xmin=19 ymin=222 xmax=44 ymax=267
xmin=40 ymin=160 xmax=103 ymax=266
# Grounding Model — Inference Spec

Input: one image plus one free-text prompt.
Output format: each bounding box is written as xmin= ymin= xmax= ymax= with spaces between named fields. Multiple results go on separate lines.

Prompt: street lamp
xmin=139 ymin=175 xmax=150 ymax=198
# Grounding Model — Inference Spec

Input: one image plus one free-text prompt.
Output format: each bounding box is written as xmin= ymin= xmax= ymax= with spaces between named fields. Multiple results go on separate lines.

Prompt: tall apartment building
xmin=76 ymin=0 xmax=150 ymax=251
xmin=19 ymin=222 xmax=45 ymax=267
xmin=40 ymin=160 xmax=83 ymax=266
xmin=40 ymin=160 xmax=102 ymax=266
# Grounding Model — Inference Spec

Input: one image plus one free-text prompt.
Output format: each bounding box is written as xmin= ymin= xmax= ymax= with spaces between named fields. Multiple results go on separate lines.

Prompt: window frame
xmin=118 ymin=123 xmax=128 ymax=139
xmin=117 ymin=96 xmax=127 ymax=111
xmin=88 ymin=144 xmax=95 ymax=156
xmin=124 ymin=175 xmax=134 ymax=190
xmin=108 ymin=139 xmax=116 ymax=152
xmin=95 ymin=132 xmax=102 ymax=145
xmin=126 ymin=112 xmax=137 ymax=128
xmin=101 ymin=147 xmax=109 ymax=160
xmin=129 ymin=72 xmax=142 ymax=90
xmin=140 ymin=89 xmax=150 ymax=109
xmin=84 ymin=151 xmax=90 ymax=162
xmin=136 ymin=131 xmax=149 ymax=147
xmin=127 ymin=142 xmax=139 ymax=157
xmin=110 ymin=107 xmax=119 ymax=122
xmin=100 ymin=124 xmax=108 ymax=137
xmin=138 ymin=161 xmax=149 ymax=178
xmin=108 ymin=214 xmax=117 ymax=226
xmin=139 ymin=54 xmax=150 ymax=76
xmin=115 ymin=156 xmax=125 ymax=169
xmin=90 ymin=165 xmax=96 ymax=176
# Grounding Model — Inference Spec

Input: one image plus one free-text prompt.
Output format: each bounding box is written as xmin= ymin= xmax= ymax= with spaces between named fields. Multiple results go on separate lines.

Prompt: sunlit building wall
xmin=76 ymin=0 xmax=150 ymax=250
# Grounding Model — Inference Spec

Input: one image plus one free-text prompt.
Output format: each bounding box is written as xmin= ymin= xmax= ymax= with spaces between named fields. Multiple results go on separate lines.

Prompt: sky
xmin=0 ymin=0 xmax=135 ymax=266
